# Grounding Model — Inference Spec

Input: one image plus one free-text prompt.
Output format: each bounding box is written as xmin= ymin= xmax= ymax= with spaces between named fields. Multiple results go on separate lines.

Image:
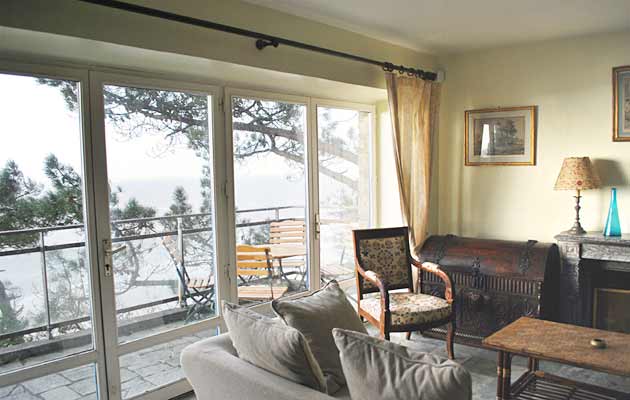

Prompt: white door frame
xmin=310 ymin=99 xmax=377 ymax=288
xmin=88 ymin=71 xmax=228 ymax=400
xmin=223 ymin=87 xmax=315 ymax=302
xmin=0 ymin=59 xmax=378 ymax=400
xmin=0 ymin=60 xmax=109 ymax=399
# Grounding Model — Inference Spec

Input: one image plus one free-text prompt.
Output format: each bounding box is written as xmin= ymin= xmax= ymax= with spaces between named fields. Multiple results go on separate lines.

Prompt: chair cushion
xmin=357 ymin=236 xmax=409 ymax=289
xmin=360 ymin=292 xmax=451 ymax=326
xmin=272 ymin=280 xmax=367 ymax=394
xmin=222 ymin=302 xmax=327 ymax=393
xmin=332 ymin=328 xmax=472 ymax=400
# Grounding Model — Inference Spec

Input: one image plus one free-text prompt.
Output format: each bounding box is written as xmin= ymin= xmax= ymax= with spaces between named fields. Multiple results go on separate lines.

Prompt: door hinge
xmin=225 ymin=264 xmax=232 ymax=285
xmin=314 ymin=212 xmax=321 ymax=239
xmin=222 ymin=179 xmax=229 ymax=199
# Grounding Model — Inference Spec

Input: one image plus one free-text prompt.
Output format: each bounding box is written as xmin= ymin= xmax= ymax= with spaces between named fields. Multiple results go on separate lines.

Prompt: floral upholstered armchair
xmin=353 ymin=226 xmax=456 ymax=359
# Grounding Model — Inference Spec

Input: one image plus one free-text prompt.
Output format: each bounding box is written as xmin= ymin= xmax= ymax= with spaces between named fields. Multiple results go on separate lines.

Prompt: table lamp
xmin=554 ymin=157 xmax=600 ymax=235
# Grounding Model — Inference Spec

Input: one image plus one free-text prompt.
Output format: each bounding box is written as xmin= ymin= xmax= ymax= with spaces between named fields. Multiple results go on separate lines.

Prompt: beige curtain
xmin=385 ymin=73 xmax=441 ymax=254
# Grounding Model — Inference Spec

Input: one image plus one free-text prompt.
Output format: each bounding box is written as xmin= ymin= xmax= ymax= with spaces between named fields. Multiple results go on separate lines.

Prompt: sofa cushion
xmin=222 ymin=302 xmax=327 ymax=393
xmin=272 ymin=281 xmax=367 ymax=394
xmin=332 ymin=328 xmax=472 ymax=400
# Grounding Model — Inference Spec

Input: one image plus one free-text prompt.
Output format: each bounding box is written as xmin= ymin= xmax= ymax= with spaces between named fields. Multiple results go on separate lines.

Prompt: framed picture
xmin=613 ymin=65 xmax=630 ymax=142
xmin=465 ymin=106 xmax=536 ymax=166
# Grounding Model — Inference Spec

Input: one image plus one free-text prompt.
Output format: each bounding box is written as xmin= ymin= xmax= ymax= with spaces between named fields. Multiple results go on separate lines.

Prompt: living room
xmin=0 ymin=1 xmax=629 ymax=400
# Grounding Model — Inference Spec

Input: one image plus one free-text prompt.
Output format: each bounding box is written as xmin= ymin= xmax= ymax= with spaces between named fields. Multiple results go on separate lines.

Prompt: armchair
xmin=353 ymin=227 xmax=456 ymax=359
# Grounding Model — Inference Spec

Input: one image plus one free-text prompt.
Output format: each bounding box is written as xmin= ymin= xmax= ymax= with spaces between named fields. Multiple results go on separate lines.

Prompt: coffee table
xmin=483 ymin=317 xmax=630 ymax=400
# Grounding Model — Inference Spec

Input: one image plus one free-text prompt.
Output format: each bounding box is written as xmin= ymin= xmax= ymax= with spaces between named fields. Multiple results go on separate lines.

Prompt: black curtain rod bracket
xmin=78 ymin=0 xmax=437 ymax=81
xmin=255 ymin=39 xmax=279 ymax=50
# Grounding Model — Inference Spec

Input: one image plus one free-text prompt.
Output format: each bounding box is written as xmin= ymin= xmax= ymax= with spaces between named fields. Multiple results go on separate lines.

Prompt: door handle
xmin=103 ymin=239 xmax=126 ymax=277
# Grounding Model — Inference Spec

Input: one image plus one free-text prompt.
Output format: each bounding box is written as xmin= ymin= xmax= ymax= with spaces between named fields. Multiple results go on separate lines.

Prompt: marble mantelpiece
xmin=555 ymin=231 xmax=630 ymax=327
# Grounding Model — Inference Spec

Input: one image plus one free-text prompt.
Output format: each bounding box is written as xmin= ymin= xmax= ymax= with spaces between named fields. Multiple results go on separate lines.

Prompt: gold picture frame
xmin=613 ymin=65 xmax=630 ymax=142
xmin=464 ymin=106 xmax=536 ymax=166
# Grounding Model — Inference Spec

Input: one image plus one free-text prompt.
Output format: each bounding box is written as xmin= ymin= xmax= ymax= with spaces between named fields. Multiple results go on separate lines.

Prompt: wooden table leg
xmin=502 ymin=352 xmax=512 ymax=400
xmin=527 ymin=356 xmax=539 ymax=372
xmin=497 ymin=351 xmax=505 ymax=400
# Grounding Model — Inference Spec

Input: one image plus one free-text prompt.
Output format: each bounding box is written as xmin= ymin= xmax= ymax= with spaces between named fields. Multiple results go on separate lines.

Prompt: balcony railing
xmin=0 ymin=205 xmax=303 ymax=345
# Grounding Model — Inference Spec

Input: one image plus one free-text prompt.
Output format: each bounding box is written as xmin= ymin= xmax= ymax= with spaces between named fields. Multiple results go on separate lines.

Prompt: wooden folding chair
xmin=269 ymin=220 xmax=307 ymax=288
xmin=236 ymin=244 xmax=288 ymax=301
xmin=162 ymin=236 xmax=215 ymax=321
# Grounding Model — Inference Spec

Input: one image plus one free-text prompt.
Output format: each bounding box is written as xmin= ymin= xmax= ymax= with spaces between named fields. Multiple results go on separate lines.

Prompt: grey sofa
xmin=181 ymin=333 xmax=350 ymax=400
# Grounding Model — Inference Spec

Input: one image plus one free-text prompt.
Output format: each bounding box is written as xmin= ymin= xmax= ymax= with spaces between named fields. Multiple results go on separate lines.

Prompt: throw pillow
xmin=332 ymin=328 xmax=472 ymax=400
xmin=271 ymin=280 xmax=367 ymax=394
xmin=222 ymin=301 xmax=327 ymax=393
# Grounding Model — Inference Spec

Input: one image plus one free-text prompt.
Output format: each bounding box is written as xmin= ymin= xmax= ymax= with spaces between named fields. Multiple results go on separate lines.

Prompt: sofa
xmin=181 ymin=333 xmax=351 ymax=400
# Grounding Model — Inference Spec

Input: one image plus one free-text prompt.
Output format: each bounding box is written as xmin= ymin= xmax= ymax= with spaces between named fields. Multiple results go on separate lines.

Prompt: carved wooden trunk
xmin=418 ymin=235 xmax=561 ymax=346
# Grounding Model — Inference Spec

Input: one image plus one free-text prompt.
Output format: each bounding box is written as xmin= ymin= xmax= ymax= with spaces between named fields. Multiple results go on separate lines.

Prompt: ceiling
xmin=243 ymin=0 xmax=630 ymax=54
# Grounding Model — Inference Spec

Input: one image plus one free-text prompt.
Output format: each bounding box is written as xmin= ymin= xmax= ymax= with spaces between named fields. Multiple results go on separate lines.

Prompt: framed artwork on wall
xmin=613 ymin=65 xmax=630 ymax=142
xmin=464 ymin=106 xmax=536 ymax=166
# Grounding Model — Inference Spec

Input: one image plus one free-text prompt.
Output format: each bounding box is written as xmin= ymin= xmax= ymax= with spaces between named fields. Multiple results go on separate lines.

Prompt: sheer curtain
xmin=385 ymin=73 xmax=441 ymax=254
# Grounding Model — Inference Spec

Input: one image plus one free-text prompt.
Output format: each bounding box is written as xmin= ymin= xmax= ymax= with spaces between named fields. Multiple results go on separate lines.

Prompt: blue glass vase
xmin=603 ymin=188 xmax=622 ymax=237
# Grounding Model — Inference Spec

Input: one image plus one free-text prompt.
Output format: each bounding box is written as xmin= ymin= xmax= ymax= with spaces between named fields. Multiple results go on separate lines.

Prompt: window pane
xmin=232 ymin=96 xmax=309 ymax=305
xmin=0 ymin=73 xmax=94 ymax=374
xmin=317 ymin=107 xmax=372 ymax=282
xmin=102 ymin=84 xmax=217 ymax=343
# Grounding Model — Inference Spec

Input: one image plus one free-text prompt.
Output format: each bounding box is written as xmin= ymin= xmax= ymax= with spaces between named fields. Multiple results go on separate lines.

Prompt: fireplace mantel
xmin=555 ymin=231 xmax=630 ymax=327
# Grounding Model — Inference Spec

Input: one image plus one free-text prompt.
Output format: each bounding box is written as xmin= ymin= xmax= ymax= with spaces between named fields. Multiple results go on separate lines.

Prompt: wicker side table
xmin=483 ymin=317 xmax=630 ymax=400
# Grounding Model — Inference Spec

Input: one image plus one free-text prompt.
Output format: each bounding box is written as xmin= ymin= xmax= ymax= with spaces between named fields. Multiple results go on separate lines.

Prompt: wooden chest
xmin=418 ymin=235 xmax=561 ymax=346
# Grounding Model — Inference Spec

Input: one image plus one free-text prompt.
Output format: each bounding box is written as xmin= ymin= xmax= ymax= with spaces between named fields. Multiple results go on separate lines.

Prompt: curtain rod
xmin=77 ymin=0 xmax=438 ymax=81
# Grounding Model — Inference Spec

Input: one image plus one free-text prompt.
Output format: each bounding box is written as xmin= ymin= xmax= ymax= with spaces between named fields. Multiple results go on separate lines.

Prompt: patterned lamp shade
xmin=554 ymin=157 xmax=601 ymax=190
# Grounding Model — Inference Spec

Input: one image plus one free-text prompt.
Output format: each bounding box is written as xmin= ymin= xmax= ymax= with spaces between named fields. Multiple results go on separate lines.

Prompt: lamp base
xmin=566 ymin=223 xmax=587 ymax=235
xmin=566 ymin=190 xmax=587 ymax=236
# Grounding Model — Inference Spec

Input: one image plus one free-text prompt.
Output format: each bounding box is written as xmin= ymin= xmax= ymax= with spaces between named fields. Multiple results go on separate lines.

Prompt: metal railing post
xmin=275 ymin=207 xmax=280 ymax=221
xmin=177 ymin=217 xmax=186 ymax=307
xmin=39 ymin=231 xmax=52 ymax=339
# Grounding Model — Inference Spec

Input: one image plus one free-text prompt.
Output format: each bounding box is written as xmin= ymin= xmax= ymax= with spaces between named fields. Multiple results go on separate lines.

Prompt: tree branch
xmin=269 ymin=148 xmax=358 ymax=191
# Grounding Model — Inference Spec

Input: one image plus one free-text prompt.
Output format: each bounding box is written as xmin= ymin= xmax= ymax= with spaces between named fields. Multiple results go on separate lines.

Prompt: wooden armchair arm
xmin=356 ymin=265 xmax=390 ymax=311
xmin=411 ymin=259 xmax=454 ymax=304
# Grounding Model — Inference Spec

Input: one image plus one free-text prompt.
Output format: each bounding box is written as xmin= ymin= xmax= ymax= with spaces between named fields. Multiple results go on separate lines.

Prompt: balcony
xmin=0 ymin=205 xmax=355 ymax=379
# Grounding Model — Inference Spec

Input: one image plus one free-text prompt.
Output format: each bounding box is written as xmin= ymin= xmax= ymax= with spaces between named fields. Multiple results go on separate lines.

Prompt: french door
xmin=0 ymin=64 xmax=229 ymax=400
xmin=88 ymin=72 xmax=229 ymax=399
xmin=0 ymin=61 xmax=374 ymax=400
xmin=0 ymin=63 xmax=109 ymax=399
xmin=312 ymin=99 xmax=375 ymax=286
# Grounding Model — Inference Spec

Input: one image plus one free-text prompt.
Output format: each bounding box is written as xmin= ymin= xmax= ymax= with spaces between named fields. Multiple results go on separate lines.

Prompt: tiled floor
xmin=176 ymin=330 xmax=630 ymax=400
xmin=0 ymin=329 xmax=217 ymax=400
xmin=5 ymin=329 xmax=628 ymax=400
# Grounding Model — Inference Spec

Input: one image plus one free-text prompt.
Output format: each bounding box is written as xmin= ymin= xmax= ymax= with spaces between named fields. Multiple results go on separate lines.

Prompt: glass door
xmin=227 ymin=90 xmax=311 ymax=305
xmin=0 ymin=64 xmax=108 ymax=399
xmin=314 ymin=101 xmax=374 ymax=285
xmin=89 ymin=72 xmax=227 ymax=399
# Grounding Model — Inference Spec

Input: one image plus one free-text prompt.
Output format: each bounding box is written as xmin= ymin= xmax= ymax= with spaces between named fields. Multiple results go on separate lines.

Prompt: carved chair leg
xmin=446 ymin=321 xmax=456 ymax=360
xmin=405 ymin=331 xmax=412 ymax=340
xmin=380 ymin=324 xmax=390 ymax=341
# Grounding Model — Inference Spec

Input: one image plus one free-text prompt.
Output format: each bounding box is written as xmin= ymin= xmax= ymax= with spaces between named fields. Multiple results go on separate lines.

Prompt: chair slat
xmin=237 ymin=269 xmax=269 ymax=276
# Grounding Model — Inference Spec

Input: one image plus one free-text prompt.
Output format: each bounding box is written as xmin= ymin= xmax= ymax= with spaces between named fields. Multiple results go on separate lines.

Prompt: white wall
xmin=437 ymin=31 xmax=630 ymax=242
